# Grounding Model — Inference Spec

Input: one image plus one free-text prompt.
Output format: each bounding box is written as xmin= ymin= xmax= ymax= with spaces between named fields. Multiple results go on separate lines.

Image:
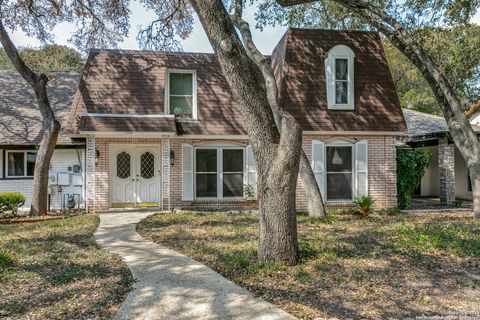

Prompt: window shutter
xmin=355 ymin=140 xmax=368 ymax=198
xmin=312 ymin=140 xmax=325 ymax=197
xmin=245 ymin=145 xmax=257 ymax=194
xmin=182 ymin=144 xmax=194 ymax=201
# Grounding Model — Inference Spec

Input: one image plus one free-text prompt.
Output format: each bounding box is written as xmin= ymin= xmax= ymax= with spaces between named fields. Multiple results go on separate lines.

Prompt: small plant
xmin=354 ymin=196 xmax=376 ymax=218
xmin=0 ymin=192 xmax=26 ymax=218
xmin=454 ymin=197 xmax=464 ymax=208
xmin=0 ymin=248 xmax=15 ymax=271
xmin=243 ymin=184 xmax=256 ymax=200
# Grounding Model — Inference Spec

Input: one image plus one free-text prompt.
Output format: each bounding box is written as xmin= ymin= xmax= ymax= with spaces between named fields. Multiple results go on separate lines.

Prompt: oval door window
xmin=117 ymin=151 xmax=131 ymax=179
xmin=141 ymin=152 xmax=155 ymax=179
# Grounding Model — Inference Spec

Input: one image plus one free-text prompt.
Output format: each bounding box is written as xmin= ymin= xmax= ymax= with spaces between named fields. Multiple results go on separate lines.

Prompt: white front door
xmin=136 ymin=147 xmax=160 ymax=204
xmin=110 ymin=145 xmax=161 ymax=207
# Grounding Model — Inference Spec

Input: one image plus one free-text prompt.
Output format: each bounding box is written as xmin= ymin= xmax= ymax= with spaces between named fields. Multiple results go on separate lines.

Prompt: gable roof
xmin=0 ymin=70 xmax=81 ymax=145
xmin=68 ymin=28 xmax=407 ymax=135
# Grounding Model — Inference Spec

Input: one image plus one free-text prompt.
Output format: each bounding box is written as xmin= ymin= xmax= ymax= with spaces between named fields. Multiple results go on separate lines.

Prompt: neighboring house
xmin=0 ymin=70 xmax=85 ymax=210
xmin=65 ymin=28 xmax=406 ymax=211
xmin=399 ymin=108 xmax=480 ymax=203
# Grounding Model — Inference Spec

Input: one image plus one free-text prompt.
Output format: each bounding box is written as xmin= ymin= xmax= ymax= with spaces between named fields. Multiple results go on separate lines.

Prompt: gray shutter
xmin=311 ymin=140 xmax=325 ymax=197
xmin=355 ymin=140 xmax=368 ymax=198
xmin=245 ymin=145 xmax=257 ymax=195
xmin=181 ymin=144 xmax=194 ymax=201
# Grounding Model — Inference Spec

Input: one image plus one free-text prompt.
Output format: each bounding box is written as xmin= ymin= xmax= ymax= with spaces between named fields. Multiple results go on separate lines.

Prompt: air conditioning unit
xmin=48 ymin=173 xmax=58 ymax=186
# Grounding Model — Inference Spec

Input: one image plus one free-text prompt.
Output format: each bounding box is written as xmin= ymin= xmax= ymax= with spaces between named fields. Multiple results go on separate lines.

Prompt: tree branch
xmin=0 ymin=19 xmax=38 ymax=86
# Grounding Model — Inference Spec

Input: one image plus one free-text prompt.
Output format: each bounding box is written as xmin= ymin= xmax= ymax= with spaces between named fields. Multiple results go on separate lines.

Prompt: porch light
xmin=95 ymin=149 xmax=100 ymax=166
xmin=170 ymin=150 xmax=175 ymax=166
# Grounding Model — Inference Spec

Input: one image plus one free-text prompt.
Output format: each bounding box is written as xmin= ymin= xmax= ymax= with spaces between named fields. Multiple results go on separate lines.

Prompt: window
xmin=326 ymin=145 xmax=353 ymax=201
xmin=325 ymin=45 xmax=355 ymax=109
xmin=6 ymin=151 xmax=36 ymax=177
xmin=195 ymin=147 xmax=244 ymax=198
xmin=167 ymin=71 xmax=196 ymax=119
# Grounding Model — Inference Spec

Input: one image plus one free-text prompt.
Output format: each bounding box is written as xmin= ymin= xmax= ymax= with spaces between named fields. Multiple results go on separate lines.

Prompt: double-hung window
xmin=325 ymin=45 xmax=355 ymax=109
xmin=326 ymin=145 xmax=353 ymax=201
xmin=167 ymin=71 xmax=196 ymax=119
xmin=195 ymin=147 xmax=244 ymax=198
xmin=6 ymin=151 xmax=37 ymax=178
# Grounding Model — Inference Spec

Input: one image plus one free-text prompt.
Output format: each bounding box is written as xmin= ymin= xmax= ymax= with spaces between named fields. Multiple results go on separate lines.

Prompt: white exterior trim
xmin=4 ymin=150 xmax=37 ymax=178
xmin=325 ymin=44 xmax=355 ymax=110
xmin=80 ymin=113 xmax=175 ymax=118
xmin=193 ymin=145 xmax=245 ymax=200
xmin=78 ymin=131 xmax=177 ymax=137
xmin=165 ymin=69 xmax=198 ymax=120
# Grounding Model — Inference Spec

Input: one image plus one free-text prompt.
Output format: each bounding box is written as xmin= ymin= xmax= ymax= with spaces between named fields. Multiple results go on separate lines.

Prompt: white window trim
xmin=324 ymin=141 xmax=355 ymax=202
xmin=165 ymin=69 xmax=197 ymax=119
xmin=325 ymin=45 xmax=355 ymax=110
xmin=5 ymin=150 xmax=37 ymax=178
xmin=193 ymin=145 xmax=245 ymax=200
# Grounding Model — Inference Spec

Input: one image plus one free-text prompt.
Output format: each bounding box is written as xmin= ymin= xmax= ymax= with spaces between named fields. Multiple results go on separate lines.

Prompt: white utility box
xmin=71 ymin=174 xmax=83 ymax=186
xmin=57 ymin=173 xmax=70 ymax=186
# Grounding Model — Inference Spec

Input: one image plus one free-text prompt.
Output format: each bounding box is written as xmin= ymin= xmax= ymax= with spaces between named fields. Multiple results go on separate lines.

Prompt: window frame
xmin=165 ymin=69 xmax=197 ymax=120
xmin=325 ymin=45 xmax=355 ymax=110
xmin=193 ymin=145 xmax=245 ymax=199
xmin=324 ymin=141 xmax=354 ymax=202
xmin=5 ymin=150 xmax=37 ymax=178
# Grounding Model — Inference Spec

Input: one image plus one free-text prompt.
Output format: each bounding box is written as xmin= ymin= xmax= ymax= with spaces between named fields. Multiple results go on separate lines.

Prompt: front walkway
xmin=94 ymin=211 xmax=296 ymax=320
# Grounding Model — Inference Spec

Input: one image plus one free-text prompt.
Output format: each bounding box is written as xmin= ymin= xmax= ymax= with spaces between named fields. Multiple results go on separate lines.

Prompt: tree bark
xmin=189 ymin=0 xmax=301 ymax=264
xmin=276 ymin=0 xmax=480 ymax=219
xmin=0 ymin=20 xmax=60 ymax=215
xmin=230 ymin=7 xmax=326 ymax=217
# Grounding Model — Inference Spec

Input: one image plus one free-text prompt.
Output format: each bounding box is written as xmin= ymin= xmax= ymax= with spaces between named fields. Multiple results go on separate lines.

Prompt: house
xmin=64 ymin=29 xmax=406 ymax=211
xmin=399 ymin=108 xmax=480 ymax=204
xmin=0 ymin=70 xmax=85 ymax=210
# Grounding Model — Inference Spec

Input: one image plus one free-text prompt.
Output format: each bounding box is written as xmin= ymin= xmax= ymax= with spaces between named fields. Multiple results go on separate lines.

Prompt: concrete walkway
xmin=95 ymin=211 xmax=297 ymax=320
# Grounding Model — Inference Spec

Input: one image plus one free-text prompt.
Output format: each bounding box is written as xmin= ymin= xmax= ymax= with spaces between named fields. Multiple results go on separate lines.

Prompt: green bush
xmin=354 ymin=196 xmax=376 ymax=218
xmin=397 ymin=148 xmax=432 ymax=209
xmin=0 ymin=192 xmax=26 ymax=218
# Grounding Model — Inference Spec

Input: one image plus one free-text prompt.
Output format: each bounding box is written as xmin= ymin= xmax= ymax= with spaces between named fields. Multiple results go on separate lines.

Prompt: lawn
xmin=137 ymin=210 xmax=480 ymax=319
xmin=0 ymin=215 xmax=133 ymax=319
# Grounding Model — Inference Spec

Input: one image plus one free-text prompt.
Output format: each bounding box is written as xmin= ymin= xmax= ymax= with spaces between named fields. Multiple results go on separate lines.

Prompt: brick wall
xmin=297 ymin=135 xmax=397 ymax=209
xmin=0 ymin=148 xmax=85 ymax=211
xmin=92 ymin=135 xmax=398 ymax=211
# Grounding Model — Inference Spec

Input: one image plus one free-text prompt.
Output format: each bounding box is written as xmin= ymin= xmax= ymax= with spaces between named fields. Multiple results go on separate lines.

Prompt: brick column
xmin=85 ymin=137 xmax=96 ymax=212
xmin=439 ymin=137 xmax=455 ymax=205
xmin=161 ymin=137 xmax=171 ymax=211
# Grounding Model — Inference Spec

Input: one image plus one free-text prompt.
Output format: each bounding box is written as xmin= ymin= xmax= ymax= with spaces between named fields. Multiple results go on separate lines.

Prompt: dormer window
xmin=166 ymin=70 xmax=197 ymax=119
xmin=325 ymin=45 xmax=355 ymax=110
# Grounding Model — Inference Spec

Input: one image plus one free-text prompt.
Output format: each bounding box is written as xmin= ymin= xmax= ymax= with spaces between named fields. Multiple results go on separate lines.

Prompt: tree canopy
xmin=384 ymin=25 xmax=480 ymax=115
xmin=0 ymin=44 xmax=84 ymax=72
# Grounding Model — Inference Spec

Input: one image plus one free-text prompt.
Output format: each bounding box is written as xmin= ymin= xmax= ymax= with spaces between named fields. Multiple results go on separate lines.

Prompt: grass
xmin=0 ymin=215 xmax=133 ymax=319
xmin=137 ymin=210 xmax=480 ymax=319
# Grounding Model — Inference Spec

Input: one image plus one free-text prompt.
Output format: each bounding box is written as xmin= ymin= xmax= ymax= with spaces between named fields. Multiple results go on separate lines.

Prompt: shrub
xmin=0 ymin=192 xmax=26 ymax=218
xmin=243 ymin=184 xmax=256 ymax=199
xmin=354 ymin=196 xmax=376 ymax=218
xmin=397 ymin=148 xmax=432 ymax=209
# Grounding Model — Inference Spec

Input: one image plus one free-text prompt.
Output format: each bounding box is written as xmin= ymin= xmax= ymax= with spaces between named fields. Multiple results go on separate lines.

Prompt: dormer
xmin=325 ymin=44 xmax=355 ymax=110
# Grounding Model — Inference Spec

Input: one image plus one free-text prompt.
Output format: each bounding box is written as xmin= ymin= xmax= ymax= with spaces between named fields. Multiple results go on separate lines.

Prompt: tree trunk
xmin=469 ymin=162 xmax=480 ymax=219
xmin=0 ymin=20 xmax=59 ymax=215
xmin=230 ymin=10 xmax=326 ymax=217
xmin=190 ymin=0 xmax=300 ymax=264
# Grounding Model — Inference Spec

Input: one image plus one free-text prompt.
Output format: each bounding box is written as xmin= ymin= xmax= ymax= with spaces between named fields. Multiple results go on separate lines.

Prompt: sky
xmin=8 ymin=3 xmax=480 ymax=56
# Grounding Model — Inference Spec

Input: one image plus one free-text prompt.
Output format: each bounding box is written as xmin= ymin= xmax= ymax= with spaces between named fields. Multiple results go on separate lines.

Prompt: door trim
xmin=109 ymin=144 xmax=161 ymax=208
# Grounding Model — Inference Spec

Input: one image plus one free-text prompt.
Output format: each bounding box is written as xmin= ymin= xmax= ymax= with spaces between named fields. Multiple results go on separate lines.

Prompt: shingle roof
xmin=68 ymin=29 xmax=407 ymax=135
xmin=0 ymin=70 xmax=81 ymax=145
xmin=402 ymin=108 xmax=480 ymax=139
